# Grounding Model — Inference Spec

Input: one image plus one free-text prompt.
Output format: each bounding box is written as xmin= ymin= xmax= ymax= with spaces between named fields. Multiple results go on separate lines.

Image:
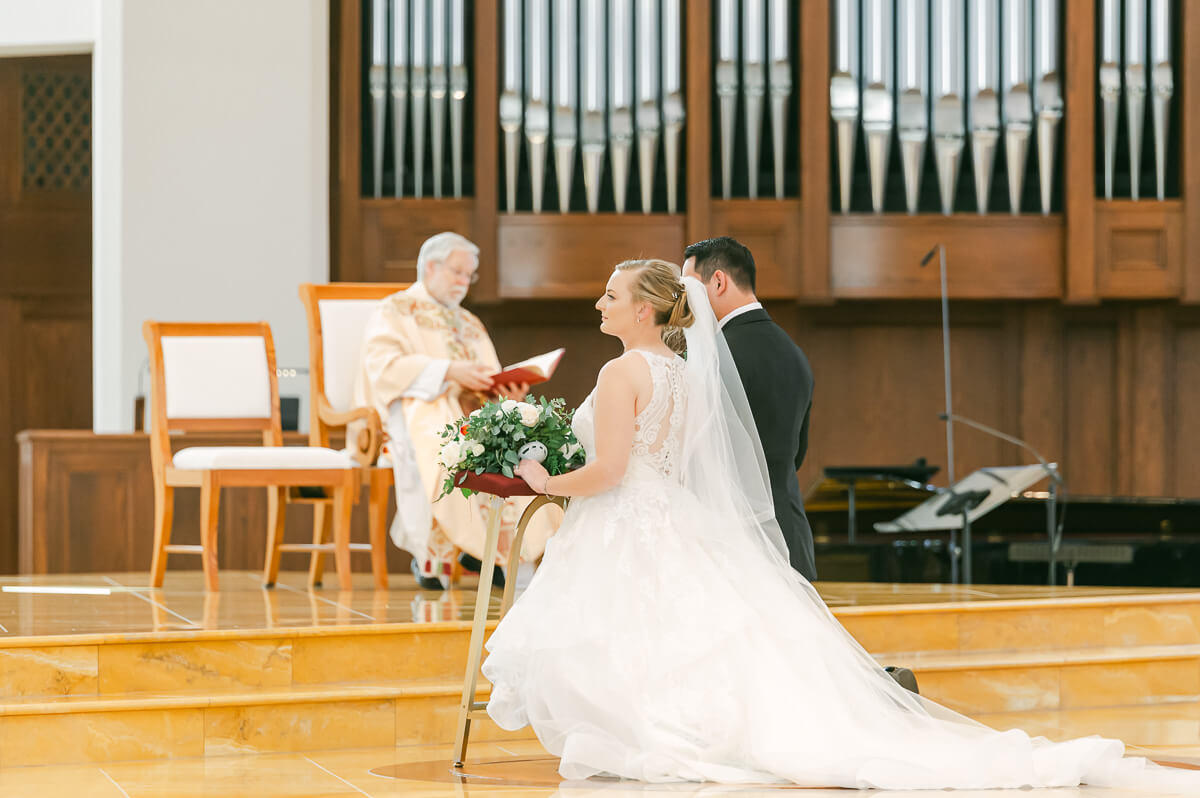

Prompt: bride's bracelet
xmin=539 ymin=474 xmax=552 ymax=494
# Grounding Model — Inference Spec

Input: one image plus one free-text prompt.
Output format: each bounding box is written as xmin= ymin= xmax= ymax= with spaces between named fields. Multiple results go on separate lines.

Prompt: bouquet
xmin=438 ymin=396 xmax=586 ymax=498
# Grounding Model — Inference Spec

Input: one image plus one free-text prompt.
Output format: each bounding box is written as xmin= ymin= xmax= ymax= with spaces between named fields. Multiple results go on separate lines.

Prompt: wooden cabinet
xmin=17 ymin=431 xmax=408 ymax=576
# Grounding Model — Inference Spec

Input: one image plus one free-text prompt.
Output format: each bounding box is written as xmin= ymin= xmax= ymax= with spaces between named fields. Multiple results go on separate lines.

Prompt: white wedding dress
xmin=482 ymin=282 xmax=1200 ymax=792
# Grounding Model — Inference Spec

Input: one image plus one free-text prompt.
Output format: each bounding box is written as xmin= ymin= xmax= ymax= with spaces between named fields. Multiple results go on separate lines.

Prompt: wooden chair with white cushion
xmin=142 ymin=321 xmax=370 ymax=592
xmin=299 ymin=281 xmax=462 ymax=589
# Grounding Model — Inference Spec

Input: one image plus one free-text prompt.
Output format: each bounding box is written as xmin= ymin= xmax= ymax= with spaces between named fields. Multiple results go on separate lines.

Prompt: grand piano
xmin=807 ymin=461 xmax=1200 ymax=587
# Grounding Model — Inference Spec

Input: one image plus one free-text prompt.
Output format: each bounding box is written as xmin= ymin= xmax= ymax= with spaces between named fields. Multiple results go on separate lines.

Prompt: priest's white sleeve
xmin=401 ymin=359 xmax=451 ymax=400
xmin=386 ymin=399 xmax=434 ymax=557
xmin=384 ymin=359 xmax=449 ymax=557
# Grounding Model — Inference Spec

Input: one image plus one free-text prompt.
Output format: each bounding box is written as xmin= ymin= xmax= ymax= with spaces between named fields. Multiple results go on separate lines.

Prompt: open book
xmin=491 ymin=348 xmax=565 ymax=388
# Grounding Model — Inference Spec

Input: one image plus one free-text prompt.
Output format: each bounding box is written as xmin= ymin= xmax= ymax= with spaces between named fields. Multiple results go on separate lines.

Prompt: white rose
xmin=440 ymin=441 xmax=462 ymax=470
xmin=469 ymin=408 xmax=484 ymax=418
xmin=559 ymin=442 xmax=582 ymax=460
xmin=517 ymin=402 xmax=540 ymax=426
xmin=470 ymin=442 xmax=485 ymax=456
xmin=500 ymin=399 xmax=518 ymax=413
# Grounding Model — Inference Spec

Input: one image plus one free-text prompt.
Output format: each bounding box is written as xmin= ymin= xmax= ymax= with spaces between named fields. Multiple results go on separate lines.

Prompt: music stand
xmin=820 ymin=460 xmax=940 ymax=543
xmin=874 ymin=465 xmax=1051 ymax=584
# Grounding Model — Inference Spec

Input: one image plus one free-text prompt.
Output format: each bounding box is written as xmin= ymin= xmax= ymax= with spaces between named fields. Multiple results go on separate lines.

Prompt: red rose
xmin=460 ymin=424 xmax=470 ymax=436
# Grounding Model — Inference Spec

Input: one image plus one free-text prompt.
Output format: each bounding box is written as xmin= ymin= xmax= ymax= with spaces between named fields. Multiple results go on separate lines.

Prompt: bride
xmin=482 ymin=258 xmax=1197 ymax=792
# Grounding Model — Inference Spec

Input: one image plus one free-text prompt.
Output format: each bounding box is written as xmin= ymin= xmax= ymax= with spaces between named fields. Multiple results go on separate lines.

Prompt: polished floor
xmin=4 ymin=738 xmax=1198 ymax=797
xmin=0 ymin=570 xmax=1187 ymax=641
xmin=1 ymin=573 xmax=1199 ymax=794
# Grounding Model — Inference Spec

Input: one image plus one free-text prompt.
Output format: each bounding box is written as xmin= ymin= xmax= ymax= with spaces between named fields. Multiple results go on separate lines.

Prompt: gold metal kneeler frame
xmin=453 ymin=493 xmax=567 ymax=768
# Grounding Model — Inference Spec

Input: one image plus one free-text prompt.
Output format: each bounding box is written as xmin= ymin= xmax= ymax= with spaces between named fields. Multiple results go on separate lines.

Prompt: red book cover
xmin=490 ymin=348 xmax=565 ymax=388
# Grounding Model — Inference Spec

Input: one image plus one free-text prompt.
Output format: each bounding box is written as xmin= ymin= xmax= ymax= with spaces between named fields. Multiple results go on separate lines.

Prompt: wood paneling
xmin=1063 ymin=322 xmax=1119 ymax=495
xmin=471 ymin=0 xmax=500 ymax=304
xmin=0 ymin=209 xmax=92 ymax=295
xmin=17 ymin=431 xmax=411 ymax=576
xmin=503 ymin=300 xmax=1180 ymax=504
xmin=331 ymin=0 xmax=362 ymax=281
xmin=496 ymin=215 xmax=685 ymax=298
xmin=1172 ymin=321 xmax=1200 ymax=495
xmin=1016 ymin=305 xmax=1065 ymax=474
xmin=780 ymin=303 xmax=1194 ymax=500
xmin=0 ymin=55 xmax=92 ymax=577
xmin=23 ymin=445 xmax=149 ymax=574
xmin=22 ymin=301 xmax=1200 ymax=575
xmin=798 ymin=0 xmax=830 ymax=300
xmin=708 ymin=199 xmax=801 ymax=297
xmin=1183 ymin=0 xmax=1200 ymax=303
xmin=1064 ymin=0 xmax=1097 ymax=302
xmin=789 ymin=304 xmax=1012 ymax=490
xmin=1122 ymin=307 xmax=1171 ymax=494
xmin=683 ymin=0 xmax=711 ymax=244
xmin=1096 ymin=202 xmax=1184 ymax=298
xmin=360 ymin=200 xmax=475 ymax=284
xmin=477 ymin=298 xmax=1200 ymax=505
xmin=830 ymin=216 xmax=1064 ymax=299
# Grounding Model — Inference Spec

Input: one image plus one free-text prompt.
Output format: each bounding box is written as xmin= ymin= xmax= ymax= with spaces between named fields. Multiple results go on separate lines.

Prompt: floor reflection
xmin=0 ymin=571 xmax=1190 ymax=641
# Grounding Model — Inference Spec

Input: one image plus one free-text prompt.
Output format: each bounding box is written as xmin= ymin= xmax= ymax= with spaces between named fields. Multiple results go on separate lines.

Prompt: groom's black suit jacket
xmin=721 ymin=308 xmax=818 ymax=581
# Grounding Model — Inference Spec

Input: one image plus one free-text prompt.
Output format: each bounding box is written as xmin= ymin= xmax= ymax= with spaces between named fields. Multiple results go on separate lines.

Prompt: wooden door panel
xmin=0 ymin=55 xmax=92 ymax=576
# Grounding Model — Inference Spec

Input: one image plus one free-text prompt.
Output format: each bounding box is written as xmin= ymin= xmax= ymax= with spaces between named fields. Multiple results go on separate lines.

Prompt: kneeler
xmin=452 ymin=473 xmax=567 ymax=768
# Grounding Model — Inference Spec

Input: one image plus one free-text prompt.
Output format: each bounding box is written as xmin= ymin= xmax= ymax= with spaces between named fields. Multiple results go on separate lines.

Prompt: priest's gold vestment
xmin=352 ymin=283 xmax=559 ymax=567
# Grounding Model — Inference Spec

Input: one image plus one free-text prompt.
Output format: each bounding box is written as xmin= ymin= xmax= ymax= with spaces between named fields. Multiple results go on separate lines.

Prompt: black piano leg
xmin=949 ymin=529 xmax=959 ymax=585
xmin=847 ymin=480 xmax=857 ymax=545
xmin=962 ymin=512 xmax=972 ymax=586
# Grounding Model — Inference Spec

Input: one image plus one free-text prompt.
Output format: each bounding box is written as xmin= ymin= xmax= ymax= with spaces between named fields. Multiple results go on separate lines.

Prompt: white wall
xmin=93 ymin=0 xmax=329 ymax=432
xmin=0 ymin=0 xmax=95 ymax=56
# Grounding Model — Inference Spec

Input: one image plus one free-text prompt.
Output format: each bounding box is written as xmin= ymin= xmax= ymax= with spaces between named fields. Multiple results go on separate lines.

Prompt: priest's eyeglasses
xmin=448 ymin=266 xmax=480 ymax=285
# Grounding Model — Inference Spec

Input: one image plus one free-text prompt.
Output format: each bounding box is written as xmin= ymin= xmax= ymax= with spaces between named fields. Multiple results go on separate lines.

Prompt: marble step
xmin=899 ymin=644 xmax=1200 ymax=715
xmin=838 ymin=592 xmax=1200 ymax=655
xmin=0 ymin=623 xmax=488 ymax=700
xmin=975 ymin=698 xmax=1200 ymax=750
xmin=7 ymin=592 xmax=1200 ymax=703
xmin=0 ymin=678 xmax=526 ymax=767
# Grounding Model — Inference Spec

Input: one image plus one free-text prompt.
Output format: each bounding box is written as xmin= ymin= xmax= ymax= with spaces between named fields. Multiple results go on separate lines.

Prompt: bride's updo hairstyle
xmin=615 ymin=258 xmax=694 ymax=354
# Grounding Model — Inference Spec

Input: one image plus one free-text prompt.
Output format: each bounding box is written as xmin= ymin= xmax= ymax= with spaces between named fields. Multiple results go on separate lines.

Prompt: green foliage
xmin=437 ymin=395 xmax=586 ymax=498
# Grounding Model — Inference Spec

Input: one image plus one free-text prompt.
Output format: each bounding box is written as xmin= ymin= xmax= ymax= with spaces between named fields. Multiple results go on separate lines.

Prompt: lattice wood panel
xmin=21 ymin=69 xmax=91 ymax=192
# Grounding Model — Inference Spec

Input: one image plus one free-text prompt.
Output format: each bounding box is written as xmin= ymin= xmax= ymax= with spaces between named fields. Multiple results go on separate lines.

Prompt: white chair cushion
xmin=319 ymin=298 xmax=385 ymax=412
xmin=161 ymin=336 xmax=273 ymax=419
xmin=173 ymin=446 xmax=355 ymax=470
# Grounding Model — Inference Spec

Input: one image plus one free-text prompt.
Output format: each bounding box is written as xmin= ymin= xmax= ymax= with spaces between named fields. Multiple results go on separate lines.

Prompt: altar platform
xmin=0 ymin=573 xmax=1199 ymax=795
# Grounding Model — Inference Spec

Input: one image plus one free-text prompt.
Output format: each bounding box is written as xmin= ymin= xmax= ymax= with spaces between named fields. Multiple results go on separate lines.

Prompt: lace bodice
xmin=572 ymin=350 xmax=687 ymax=483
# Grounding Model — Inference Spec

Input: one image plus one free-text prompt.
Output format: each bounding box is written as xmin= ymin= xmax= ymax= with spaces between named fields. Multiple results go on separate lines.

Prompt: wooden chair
xmin=300 ymin=282 xmax=463 ymax=589
xmin=142 ymin=321 xmax=374 ymax=592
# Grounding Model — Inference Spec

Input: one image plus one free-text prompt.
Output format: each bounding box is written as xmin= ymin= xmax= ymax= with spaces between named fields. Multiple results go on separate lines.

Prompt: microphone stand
xmin=920 ymin=244 xmax=959 ymax=582
xmin=939 ymin=411 xmax=1067 ymax=585
xmin=921 ymin=243 xmax=1067 ymax=585
xmin=934 ymin=484 xmax=991 ymax=585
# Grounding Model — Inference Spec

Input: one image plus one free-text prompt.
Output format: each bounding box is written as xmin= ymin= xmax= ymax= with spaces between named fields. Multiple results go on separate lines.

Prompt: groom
xmin=683 ymin=238 xmax=919 ymax=694
xmin=682 ymin=237 xmax=818 ymax=582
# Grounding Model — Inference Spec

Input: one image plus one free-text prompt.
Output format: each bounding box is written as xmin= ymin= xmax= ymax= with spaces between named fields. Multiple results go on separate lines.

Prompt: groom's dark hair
xmin=684 ymin=236 xmax=757 ymax=294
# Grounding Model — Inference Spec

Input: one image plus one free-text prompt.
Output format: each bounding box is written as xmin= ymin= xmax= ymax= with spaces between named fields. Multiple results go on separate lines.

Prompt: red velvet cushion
xmin=452 ymin=471 xmax=539 ymax=498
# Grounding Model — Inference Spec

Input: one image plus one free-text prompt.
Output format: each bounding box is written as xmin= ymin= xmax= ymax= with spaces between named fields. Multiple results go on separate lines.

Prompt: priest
xmin=352 ymin=232 xmax=560 ymax=588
